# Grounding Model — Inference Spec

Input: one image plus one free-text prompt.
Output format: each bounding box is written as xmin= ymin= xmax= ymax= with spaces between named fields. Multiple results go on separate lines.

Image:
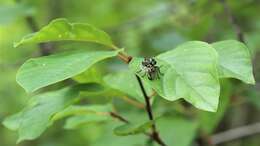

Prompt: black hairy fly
xmin=137 ymin=57 xmax=163 ymax=80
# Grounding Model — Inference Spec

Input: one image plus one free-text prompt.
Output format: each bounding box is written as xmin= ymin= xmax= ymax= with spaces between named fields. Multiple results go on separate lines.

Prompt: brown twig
xmin=210 ymin=122 xmax=260 ymax=145
xmin=220 ymin=0 xmax=245 ymax=43
xmin=136 ymin=75 xmax=167 ymax=146
xmin=110 ymin=112 xmax=129 ymax=124
xmin=117 ymin=52 xmax=132 ymax=64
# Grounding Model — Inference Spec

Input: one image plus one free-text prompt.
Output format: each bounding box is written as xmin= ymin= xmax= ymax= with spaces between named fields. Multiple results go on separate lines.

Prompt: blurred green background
xmin=0 ymin=0 xmax=260 ymax=146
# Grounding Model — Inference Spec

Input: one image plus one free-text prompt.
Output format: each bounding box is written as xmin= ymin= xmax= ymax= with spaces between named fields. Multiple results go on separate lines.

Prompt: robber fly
xmin=137 ymin=57 xmax=163 ymax=80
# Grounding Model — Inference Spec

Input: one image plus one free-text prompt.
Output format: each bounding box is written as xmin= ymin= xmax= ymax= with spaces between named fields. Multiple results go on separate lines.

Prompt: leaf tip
xmin=248 ymin=77 xmax=256 ymax=85
xmin=205 ymin=105 xmax=218 ymax=112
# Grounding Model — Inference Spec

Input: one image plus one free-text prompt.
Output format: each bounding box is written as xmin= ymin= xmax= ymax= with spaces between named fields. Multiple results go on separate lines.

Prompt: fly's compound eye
xmin=142 ymin=58 xmax=150 ymax=66
xmin=151 ymin=59 xmax=157 ymax=65
xmin=142 ymin=57 xmax=156 ymax=67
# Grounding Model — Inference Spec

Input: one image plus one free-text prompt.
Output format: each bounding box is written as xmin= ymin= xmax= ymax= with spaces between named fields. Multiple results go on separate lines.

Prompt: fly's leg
xmin=156 ymin=66 xmax=164 ymax=76
xmin=137 ymin=69 xmax=142 ymax=74
xmin=159 ymin=65 xmax=164 ymax=69
xmin=148 ymin=73 xmax=153 ymax=80
xmin=136 ymin=70 xmax=146 ymax=78
xmin=137 ymin=69 xmax=145 ymax=77
xmin=141 ymin=72 xmax=147 ymax=78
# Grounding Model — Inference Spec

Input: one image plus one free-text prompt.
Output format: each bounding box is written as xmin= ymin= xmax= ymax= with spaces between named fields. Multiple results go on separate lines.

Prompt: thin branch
xmin=136 ymin=75 xmax=167 ymax=146
xmin=115 ymin=48 xmax=166 ymax=146
xmin=135 ymin=76 xmax=154 ymax=121
xmin=210 ymin=122 xmax=260 ymax=145
xmin=110 ymin=112 xmax=130 ymax=124
xmin=117 ymin=52 xmax=132 ymax=64
xmin=220 ymin=0 xmax=245 ymax=43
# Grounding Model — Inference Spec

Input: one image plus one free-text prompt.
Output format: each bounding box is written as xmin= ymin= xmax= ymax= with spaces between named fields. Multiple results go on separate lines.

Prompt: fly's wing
xmin=147 ymin=73 xmax=153 ymax=80
xmin=147 ymin=68 xmax=157 ymax=80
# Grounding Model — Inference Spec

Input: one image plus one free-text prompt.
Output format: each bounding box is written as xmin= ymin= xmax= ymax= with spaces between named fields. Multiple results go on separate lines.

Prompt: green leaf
xmin=52 ymin=104 xmax=113 ymax=121
xmin=64 ymin=115 xmax=110 ymax=130
xmin=14 ymin=18 xmax=115 ymax=48
xmin=2 ymin=87 xmax=79 ymax=143
xmin=113 ymin=121 xmax=153 ymax=136
xmin=104 ymin=71 xmax=154 ymax=103
xmin=157 ymin=41 xmax=220 ymax=112
xmin=17 ymin=50 xmax=120 ymax=92
xmin=212 ymin=40 xmax=255 ymax=84
xmin=129 ymin=41 xmax=220 ymax=112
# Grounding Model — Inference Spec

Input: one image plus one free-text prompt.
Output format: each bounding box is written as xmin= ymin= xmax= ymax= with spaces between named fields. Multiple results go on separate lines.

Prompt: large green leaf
xmin=212 ymin=40 xmax=255 ymax=84
xmin=157 ymin=41 xmax=220 ymax=112
xmin=104 ymin=71 xmax=154 ymax=103
xmin=129 ymin=40 xmax=254 ymax=112
xmin=17 ymin=50 xmax=120 ymax=92
xmin=14 ymin=18 xmax=115 ymax=48
xmin=129 ymin=41 xmax=220 ymax=112
xmin=2 ymin=87 xmax=79 ymax=143
xmin=113 ymin=121 xmax=153 ymax=136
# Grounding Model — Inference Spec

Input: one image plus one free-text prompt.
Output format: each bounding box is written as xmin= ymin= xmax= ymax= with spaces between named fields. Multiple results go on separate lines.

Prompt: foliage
xmin=1 ymin=0 xmax=259 ymax=146
xmin=2 ymin=18 xmax=254 ymax=145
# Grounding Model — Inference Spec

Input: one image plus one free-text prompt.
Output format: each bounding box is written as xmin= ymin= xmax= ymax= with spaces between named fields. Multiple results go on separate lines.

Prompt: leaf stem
xmin=118 ymin=53 xmax=132 ymax=64
xmin=135 ymin=75 xmax=167 ymax=146
xmin=110 ymin=112 xmax=130 ymax=123
xmin=111 ymin=43 xmax=167 ymax=145
xmin=110 ymin=45 xmax=132 ymax=63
